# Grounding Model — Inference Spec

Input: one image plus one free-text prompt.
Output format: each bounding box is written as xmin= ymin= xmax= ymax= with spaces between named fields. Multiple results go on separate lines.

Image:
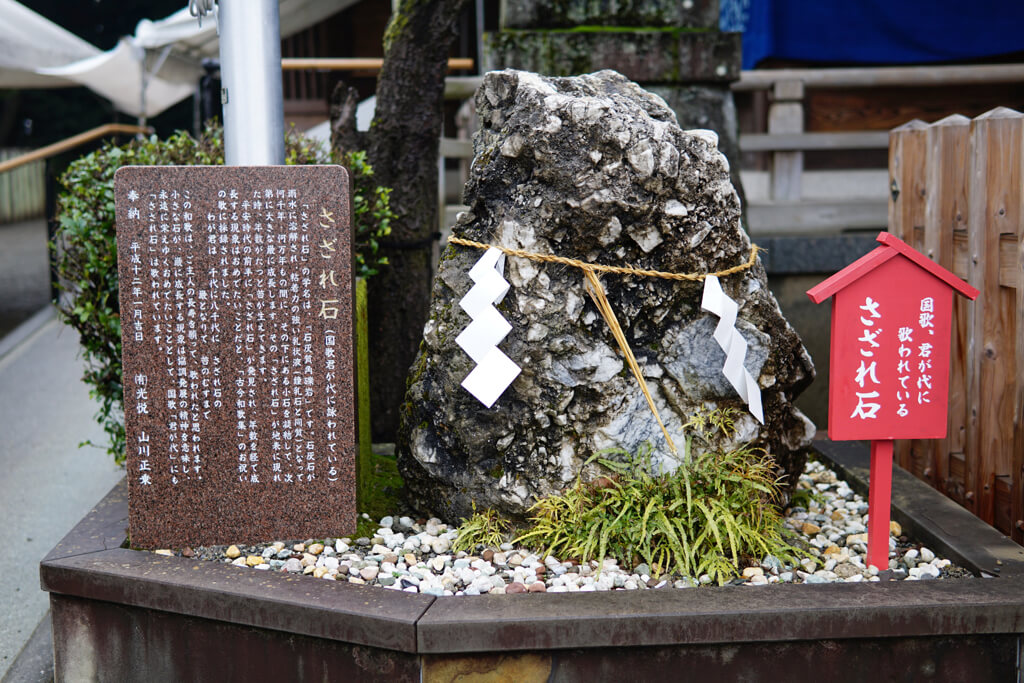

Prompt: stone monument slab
xmin=115 ymin=165 xmax=355 ymax=548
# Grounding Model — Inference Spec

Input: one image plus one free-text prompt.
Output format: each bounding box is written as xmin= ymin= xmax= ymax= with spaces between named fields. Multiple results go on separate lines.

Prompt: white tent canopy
xmin=0 ymin=0 xmax=100 ymax=88
xmin=2 ymin=0 xmax=357 ymax=118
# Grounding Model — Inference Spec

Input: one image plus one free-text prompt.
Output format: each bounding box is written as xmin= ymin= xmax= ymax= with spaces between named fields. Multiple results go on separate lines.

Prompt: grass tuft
xmin=452 ymin=503 xmax=514 ymax=553
xmin=510 ymin=409 xmax=808 ymax=584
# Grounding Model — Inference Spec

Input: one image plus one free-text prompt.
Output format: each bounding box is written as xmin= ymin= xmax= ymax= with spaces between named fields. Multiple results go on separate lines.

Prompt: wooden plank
xmin=1015 ymin=135 xmax=1024 ymax=544
xmin=888 ymin=119 xmax=928 ymax=476
xmin=908 ymin=441 xmax=930 ymax=481
xmin=887 ymin=120 xmax=927 ymax=244
xmin=924 ymin=114 xmax=971 ymax=497
xmin=994 ymin=474 xmax=1013 ymax=536
xmin=948 ymin=451 xmax=967 ymax=505
xmin=999 ymin=234 xmax=1021 ymax=289
xmin=739 ymin=131 xmax=890 ymax=152
xmin=0 ymin=150 xmax=10 ymax=223
xmin=966 ymin=107 xmax=1023 ymax=526
xmin=745 ymin=199 xmax=888 ymax=232
xmin=0 ymin=124 xmax=150 ymax=175
xmin=281 ymin=57 xmax=474 ymax=72
xmin=740 ymin=169 xmax=888 ymax=203
xmin=444 ymin=76 xmax=484 ymax=101
xmin=952 ymin=230 xmax=969 ymax=279
xmin=768 ymin=80 xmax=804 ymax=201
xmin=355 ymin=278 xmax=372 ymax=514
xmin=439 ymin=138 xmax=474 ymax=159
xmin=806 ymin=84 xmax=1024 ymax=133
xmin=733 ymin=63 xmax=1024 ymax=91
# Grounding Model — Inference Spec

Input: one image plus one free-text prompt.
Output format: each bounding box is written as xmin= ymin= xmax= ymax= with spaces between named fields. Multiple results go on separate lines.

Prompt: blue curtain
xmin=722 ymin=0 xmax=1024 ymax=70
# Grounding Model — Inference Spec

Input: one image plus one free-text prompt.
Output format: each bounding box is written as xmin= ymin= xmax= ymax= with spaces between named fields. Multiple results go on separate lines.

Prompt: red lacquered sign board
xmin=808 ymin=232 xmax=978 ymax=569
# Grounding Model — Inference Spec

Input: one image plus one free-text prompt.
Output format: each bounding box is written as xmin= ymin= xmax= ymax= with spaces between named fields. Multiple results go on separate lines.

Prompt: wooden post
xmin=888 ymin=119 xmax=929 ymax=249
xmin=867 ymin=439 xmax=894 ymax=570
xmin=355 ymin=278 xmax=373 ymax=513
xmin=888 ymin=119 xmax=928 ymax=478
xmin=924 ymin=115 xmax=971 ymax=497
xmin=966 ymin=108 xmax=1022 ymax=526
xmin=769 ymin=80 xmax=804 ymax=201
xmin=1013 ymin=120 xmax=1024 ymax=544
xmin=1015 ymin=237 xmax=1024 ymax=544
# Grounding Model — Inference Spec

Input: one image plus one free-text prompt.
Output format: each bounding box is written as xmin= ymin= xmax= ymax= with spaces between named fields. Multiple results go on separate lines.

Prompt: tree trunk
xmin=365 ymin=0 xmax=469 ymax=440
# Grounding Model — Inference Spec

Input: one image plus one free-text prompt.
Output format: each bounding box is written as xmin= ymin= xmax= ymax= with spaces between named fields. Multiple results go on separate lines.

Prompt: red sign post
xmin=808 ymin=232 xmax=978 ymax=569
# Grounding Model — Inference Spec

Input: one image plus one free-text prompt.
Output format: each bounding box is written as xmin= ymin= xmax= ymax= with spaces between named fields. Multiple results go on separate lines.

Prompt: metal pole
xmin=218 ymin=0 xmax=285 ymax=166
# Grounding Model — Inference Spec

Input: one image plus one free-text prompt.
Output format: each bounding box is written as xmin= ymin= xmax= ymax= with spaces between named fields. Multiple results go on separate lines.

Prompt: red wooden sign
xmin=808 ymin=232 xmax=978 ymax=569
xmin=808 ymin=232 xmax=978 ymax=440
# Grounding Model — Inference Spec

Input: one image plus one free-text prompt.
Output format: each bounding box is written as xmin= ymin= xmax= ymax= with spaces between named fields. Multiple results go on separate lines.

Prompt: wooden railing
xmin=733 ymin=63 xmax=1024 ymax=91
xmin=282 ymin=58 xmax=474 ymax=72
xmin=0 ymin=124 xmax=149 ymax=225
xmin=734 ymin=64 xmax=1024 ymax=234
xmin=889 ymin=108 xmax=1024 ymax=543
xmin=0 ymin=124 xmax=151 ymax=176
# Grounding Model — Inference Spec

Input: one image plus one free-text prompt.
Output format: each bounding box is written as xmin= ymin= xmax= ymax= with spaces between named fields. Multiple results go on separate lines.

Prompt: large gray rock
xmin=397 ymin=70 xmax=815 ymax=522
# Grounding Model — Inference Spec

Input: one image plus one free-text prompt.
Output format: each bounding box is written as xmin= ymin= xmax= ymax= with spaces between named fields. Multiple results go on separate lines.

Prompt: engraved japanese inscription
xmin=115 ymin=165 xmax=355 ymax=548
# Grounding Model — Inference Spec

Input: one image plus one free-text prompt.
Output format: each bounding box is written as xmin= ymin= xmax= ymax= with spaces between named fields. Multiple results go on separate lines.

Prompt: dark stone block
xmin=758 ymin=235 xmax=880 ymax=275
xmin=42 ymin=478 xmax=127 ymax=564
xmin=50 ymin=594 xmax=422 ymax=682
xmin=415 ymin=578 xmax=1024 ymax=653
xmin=42 ymin=547 xmax=433 ymax=653
xmin=484 ymin=30 xmax=741 ymax=83
xmin=422 ymin=635 xmax=1018 ymax=682
xmin=500 ymin=0 xmax=720 ymax=30
xmin=114 ymin=166 xmax=356 ymax=548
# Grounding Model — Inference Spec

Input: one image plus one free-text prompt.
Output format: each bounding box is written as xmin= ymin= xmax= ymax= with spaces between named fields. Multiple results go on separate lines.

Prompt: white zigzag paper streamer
xmin=701 ymin=275 xmax=764 ymax=424
xmin=455 ymin=247 xmax=521 ymax=408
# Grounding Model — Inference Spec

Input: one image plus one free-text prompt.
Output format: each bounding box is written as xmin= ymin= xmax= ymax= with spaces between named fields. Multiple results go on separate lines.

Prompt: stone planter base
xmin=41 ymin=441 xmax=1024 ymax=682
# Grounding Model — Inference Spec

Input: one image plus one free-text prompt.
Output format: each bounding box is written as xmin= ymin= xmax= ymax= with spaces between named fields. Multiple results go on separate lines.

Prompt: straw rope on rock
xmin=448 ymin=237 xmax=766 ymax=454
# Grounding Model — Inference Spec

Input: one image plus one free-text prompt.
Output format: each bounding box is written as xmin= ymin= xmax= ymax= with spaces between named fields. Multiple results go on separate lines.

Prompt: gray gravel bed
xmin=156 ymin=459 xmax=972 ymax=594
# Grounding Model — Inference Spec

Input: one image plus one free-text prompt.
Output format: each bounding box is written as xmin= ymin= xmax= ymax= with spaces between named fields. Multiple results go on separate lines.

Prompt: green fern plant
xmin=514 ymin=411 xmax=807 ymax=585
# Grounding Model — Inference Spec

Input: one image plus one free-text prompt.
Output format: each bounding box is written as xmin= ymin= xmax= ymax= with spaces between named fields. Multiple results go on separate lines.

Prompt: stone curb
xmin=0 ymin=611 xmax=53 ymax=683
xmin=37 ymin=441 xmax=1024 ymax=661
xmin=0 ymin=307 xmax=54 ymax=364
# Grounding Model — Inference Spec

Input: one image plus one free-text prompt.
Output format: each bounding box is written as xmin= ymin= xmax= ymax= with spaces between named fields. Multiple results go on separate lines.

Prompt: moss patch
xmin=355 ymin=450 xmax=407 ymax=538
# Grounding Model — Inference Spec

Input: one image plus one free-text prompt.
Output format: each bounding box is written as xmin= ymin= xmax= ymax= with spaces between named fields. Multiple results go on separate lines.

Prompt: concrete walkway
xmin=0 ymin=219 xmax=50 ymax=340
xmin=0 ymin=307 xmax=124 ymax=680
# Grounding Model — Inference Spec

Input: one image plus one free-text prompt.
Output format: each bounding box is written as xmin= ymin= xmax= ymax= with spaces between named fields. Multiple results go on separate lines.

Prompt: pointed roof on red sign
xmin=807 ymin=231 xmax=979 ymax=304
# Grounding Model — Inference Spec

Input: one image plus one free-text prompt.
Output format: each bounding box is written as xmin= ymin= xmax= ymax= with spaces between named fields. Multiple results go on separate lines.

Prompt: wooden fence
xmin=0 ymin=149 xmax=45 ymax=223
xmin=889 ymin=108 xmax=1024 ymax=543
